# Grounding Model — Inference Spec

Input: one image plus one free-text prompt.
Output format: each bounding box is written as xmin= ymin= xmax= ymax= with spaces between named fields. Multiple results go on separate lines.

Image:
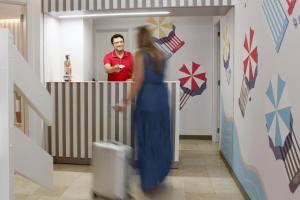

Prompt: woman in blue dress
xmin=116 ymin=26 xmax=172 ymax=192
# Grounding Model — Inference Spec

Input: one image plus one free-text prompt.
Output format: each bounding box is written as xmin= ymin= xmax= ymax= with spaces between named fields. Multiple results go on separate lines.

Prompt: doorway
xmin=212 ymin=21 xmax=221 ymax=142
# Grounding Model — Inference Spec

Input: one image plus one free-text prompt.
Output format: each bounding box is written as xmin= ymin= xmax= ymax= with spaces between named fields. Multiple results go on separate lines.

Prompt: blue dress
xmin=135 ymin=50 xmax=172 ymax=191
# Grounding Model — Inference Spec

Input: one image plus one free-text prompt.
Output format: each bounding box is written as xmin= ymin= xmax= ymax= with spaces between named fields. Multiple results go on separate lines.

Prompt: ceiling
xmin=167 ymin=6 xmax=232 ymax=16
xmin=0 ymin=2 xmax=25 ymax=20
xmin=50 ymin=6 xmax=233 ymax=19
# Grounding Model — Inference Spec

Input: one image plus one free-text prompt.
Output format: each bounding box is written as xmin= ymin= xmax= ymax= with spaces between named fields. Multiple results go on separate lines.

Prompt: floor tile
xmin=15 ymin=139 xmax=244 ymax=200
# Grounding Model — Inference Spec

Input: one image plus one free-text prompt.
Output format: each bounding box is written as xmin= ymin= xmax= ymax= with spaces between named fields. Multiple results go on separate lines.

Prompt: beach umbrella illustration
xmin=179 ymin=62 xmax=207 ymax=110
xmin=286 ymin=0 xmax=297 ymax=15
xmin=152 ymin=25 xmax=185 ymax=60
xmin=147 ymin=17 xmax=173 ymax=38
xmin=265 ymin=74 xmax=291 ymax=146
xmin=243 ymin=27 xmax=258 ymax=88
xmin=147 ymin=17 xmax=185 ymax=60
xmin=222 ymin=26 xmax=231 ymax=84
xmin=238 ymin=27 xmax=258 ymax=117
xmin=265 ymin=74 xmax=300 ymax=193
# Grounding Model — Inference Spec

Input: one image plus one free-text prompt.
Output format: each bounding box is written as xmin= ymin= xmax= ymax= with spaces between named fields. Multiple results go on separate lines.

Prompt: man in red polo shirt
xmin=103 ymin=34 xmax=133 ymax=81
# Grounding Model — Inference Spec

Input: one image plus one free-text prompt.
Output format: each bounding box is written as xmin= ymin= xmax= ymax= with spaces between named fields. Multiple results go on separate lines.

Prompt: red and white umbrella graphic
xmin=286 ymin=0 xmax=297 ymax=15
xmin=179 ymin=62 xmax=207 ymax=110
xmin=238 ymin=27 xmax=259 ymax=117
xmin=243 ymin=27 xmax=258 ymax=89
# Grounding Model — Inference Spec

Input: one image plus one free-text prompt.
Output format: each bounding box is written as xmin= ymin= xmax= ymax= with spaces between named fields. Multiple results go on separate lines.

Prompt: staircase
xmin=0 ymin=28 xmax=53 ymax=200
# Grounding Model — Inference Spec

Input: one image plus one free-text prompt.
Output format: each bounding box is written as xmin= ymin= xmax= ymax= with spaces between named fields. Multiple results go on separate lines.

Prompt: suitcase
xmin=92 ymin=141 xmax=132 ymax=200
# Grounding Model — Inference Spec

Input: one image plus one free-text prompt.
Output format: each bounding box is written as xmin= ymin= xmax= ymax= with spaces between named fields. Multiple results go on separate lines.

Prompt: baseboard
xmin=180 ymin=135 xmax=212 ymax=140
xmin=53 ymin=157 xmax=91 ymax=165
xmin=54 ymin=157 xmax=179 ymax=169
xmin=219 ymin=151 xmax=251 ymax=200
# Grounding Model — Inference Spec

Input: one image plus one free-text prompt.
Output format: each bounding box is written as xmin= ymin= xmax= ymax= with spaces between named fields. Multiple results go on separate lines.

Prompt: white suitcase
xmin=92 ymin=141 xmax=132 ymax=200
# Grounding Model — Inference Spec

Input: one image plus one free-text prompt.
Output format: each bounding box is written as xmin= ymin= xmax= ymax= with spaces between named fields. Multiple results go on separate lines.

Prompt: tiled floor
xmin=15 ymin=139 xmax=244 ymax=200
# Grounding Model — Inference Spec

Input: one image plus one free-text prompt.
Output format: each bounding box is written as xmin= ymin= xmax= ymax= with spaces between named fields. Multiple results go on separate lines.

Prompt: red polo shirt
xmin=103 ymin=50 xmax=133 ymax=81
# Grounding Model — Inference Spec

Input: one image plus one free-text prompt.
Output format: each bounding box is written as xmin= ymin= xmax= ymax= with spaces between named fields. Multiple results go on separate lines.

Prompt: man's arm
xmin=103 ymin=53 xmax=120 ymax=74
xmin=104 ymin=63 xmax=120 ymax=74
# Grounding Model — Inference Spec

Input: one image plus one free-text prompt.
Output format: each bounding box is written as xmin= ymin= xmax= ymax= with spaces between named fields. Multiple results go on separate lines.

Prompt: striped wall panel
xmin=0 ymin=19 xmax=25 ymax=58
xmin=46 ymin=81 xmax=180 ymax=164
xmin=42 ymin=0 xmax=234 ymax=13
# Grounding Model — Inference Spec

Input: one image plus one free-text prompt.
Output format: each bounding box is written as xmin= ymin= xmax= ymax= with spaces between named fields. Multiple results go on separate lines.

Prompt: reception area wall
xmin=44 ymin=14 xmax=214 ymax=136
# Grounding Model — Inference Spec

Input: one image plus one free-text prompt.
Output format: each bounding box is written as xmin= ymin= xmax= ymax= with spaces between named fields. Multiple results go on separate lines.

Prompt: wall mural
xmin=220 ymin=7 xmax=266 ymax=197
xmin=147 ymin=17 xmax=185 ymax=59
xmin=288 ymin=0 xmax=300 ymax=27
xmin=220 ymin=98 xmax=266 ymax=200
xmin=222 ymin=26 xmax=231 ymax=84
xmin=262 ymin=0 xmax=289 ymax=52
xmin=286 ymin=0 xmax=297 ymax=15
xmin=178 ymin=62 xmax=207 ymax=110
xmin=292 ymin=15 xmax=300 ymax=26
xmin=265 ymin=74 xmax=300 ymax=193
xmin=221 ymin=0 xmax=300 ymax=198
xmin=238 ymin=27 xmax=258 ymax=117
xmin=147 ymin=17 xmax=207 ymax=110
xmin=147 ymin=17 xmax=173 ymax=38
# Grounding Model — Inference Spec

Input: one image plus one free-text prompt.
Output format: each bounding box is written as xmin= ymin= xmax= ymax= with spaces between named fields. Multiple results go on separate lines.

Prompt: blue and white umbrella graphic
xmin=265 ymin=74 xmax=291 ymax=147
xmin=265 ymin=74 xmax=300 ymax=193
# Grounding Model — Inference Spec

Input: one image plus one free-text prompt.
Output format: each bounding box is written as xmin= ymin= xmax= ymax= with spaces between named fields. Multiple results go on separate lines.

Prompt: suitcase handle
xmin=108 ymin=140 xmax=121 ymax=146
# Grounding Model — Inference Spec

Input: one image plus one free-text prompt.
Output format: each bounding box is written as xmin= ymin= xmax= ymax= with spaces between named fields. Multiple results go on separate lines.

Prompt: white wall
xmin=60 ymin=19 xmax=84 ymax=81
xmin=25 ymin=0 xmax=47 ymax=148
xmin=44 ymin=15 xmax=61 ymax=82
xmin=212 ymin=16 xmax=221 ymax=142
xmin=233 ymin=1 xmax=300 ymax=198
xmin=26 ymin=0 xmax=42 ymax=75
xmin=220 ymin=11 xmax=234 ymax=120
xmin=0 ymin=0 xmax=48 ymax=150
xmin=93 ymin=16 xmax=213 ymax=135
xmin=220 ymin=1 xmax=300 ymax=199
xmin=0 ymin=28 xmax=14 ymax=200
xmin=171 ymin=17 xmax=213 ymax=135
xmin=44 ymin=15 xmax=94 ymax=82
xmin=83 ymin=19 xmax=94 ymax=81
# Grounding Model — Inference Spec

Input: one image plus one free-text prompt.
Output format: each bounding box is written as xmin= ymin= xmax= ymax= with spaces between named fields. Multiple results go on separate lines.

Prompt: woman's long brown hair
xmin=136 ymin=26 xmax=162 ymax=74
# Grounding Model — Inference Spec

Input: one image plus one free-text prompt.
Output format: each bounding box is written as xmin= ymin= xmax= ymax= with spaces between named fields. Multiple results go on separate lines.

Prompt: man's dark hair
xmin=111 ymin=34 xmax=124 ymax=44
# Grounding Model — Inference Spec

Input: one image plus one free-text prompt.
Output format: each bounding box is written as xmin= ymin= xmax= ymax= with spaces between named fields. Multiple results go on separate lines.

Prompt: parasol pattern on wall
xmin=179 ymin=62 xmax=207 ymax=110
xmin=286 ymin=0 xmax=297 ymax=15
xmin=238 ymin=27 xmax=258 ymax=117
xmin=148 ymin=17 xmax=173 ymax=38
xmin=147 ymin=17 xmax=185 ymax=59
xmin=265 ymin=74 xmax=300 ymax=193
xmin=222 ymin=25 xmax=231 ymax=84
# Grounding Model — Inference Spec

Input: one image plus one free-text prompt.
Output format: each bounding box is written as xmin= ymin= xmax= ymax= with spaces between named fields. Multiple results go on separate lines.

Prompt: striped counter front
xmin=46 ymin=81 xmax=180 ymax=165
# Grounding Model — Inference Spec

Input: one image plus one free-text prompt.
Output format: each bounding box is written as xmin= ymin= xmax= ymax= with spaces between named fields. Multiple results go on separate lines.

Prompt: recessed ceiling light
xmin=58 ymin=11 xmax=171 ymax=19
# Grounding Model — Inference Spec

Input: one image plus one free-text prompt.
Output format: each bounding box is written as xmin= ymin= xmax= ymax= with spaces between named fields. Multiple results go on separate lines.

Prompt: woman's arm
xmin=124 ymin=50 xmax=144 ymax=104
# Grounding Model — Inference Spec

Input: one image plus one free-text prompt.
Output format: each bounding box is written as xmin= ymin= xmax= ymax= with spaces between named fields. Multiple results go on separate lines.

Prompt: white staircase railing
xmin=0 ymin=29 xmax=53 ymax=200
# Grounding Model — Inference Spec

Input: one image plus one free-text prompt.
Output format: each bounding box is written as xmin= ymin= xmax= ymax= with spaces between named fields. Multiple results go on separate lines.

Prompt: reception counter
xmin=46 ymin=81 xmax=180 ymax=166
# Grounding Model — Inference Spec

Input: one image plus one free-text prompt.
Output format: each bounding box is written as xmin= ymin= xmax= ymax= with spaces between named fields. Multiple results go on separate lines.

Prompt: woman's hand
xmin=114 ymin=103 xmax=126 ymax=112
xmin=114 ymin=97 xmax=131 ymax=112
